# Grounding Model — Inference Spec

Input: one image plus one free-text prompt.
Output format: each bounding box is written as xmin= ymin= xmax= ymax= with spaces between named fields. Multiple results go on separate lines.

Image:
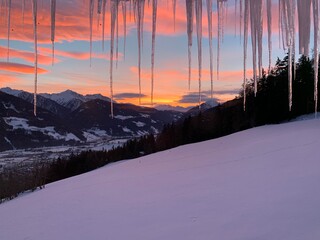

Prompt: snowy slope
xmin=1 ymin=118 xmax=320 ymax=240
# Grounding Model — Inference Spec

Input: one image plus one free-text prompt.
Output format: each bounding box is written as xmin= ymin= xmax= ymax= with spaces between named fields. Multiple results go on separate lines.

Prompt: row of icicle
xmin=1 ymin=0 xmax=319 ymax=117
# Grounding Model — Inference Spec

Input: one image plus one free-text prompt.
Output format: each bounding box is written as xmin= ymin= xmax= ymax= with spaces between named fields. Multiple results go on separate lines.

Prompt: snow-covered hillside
xmin=1 ymin=118 xmax=320 ymax=240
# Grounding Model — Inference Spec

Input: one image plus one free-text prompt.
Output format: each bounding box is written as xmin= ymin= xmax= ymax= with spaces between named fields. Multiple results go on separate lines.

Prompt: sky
xmin=0 ymin=0 xmax=292 ymax=107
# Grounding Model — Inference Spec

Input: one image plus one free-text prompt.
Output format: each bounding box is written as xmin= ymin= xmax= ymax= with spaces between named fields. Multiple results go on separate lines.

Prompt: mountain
xmin=0 ymin=88 xmax=183 ymax=151
xmin=40 ymin=90 xmax=111 ymax=111
xmin=154 ymin=104 xmax=192 ymax=112
xmin=1 ymin=117 xmax=319 ymax=239
xmin=0 ymin=87 xmax=70 ymax=117
xmin=185 ymin=99 xmax=219 ymax=116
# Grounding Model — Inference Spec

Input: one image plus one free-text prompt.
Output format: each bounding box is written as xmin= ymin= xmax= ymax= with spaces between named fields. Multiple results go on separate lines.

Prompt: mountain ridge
xmin=0 ymin=88 xmax=184 ymax=151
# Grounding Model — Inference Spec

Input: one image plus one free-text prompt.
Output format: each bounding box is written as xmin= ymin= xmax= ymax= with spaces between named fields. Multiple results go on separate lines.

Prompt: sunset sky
xmin=0 ymin=0 xmax=291 ymax=107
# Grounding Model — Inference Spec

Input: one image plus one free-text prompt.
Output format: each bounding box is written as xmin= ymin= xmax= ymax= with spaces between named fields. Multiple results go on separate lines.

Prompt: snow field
xmin=0 ymin=118 xmax=320 ymax=240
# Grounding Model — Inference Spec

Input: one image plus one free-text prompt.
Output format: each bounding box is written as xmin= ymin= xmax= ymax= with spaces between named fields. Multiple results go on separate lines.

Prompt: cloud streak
xmin=0 ymin=62 xmax=47 ymax=74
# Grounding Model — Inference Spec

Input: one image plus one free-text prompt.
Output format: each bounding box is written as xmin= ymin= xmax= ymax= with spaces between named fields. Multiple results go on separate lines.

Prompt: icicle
xmin=110 ymin=0 xmax=120 ymax=118
xmin=243 ymin=0 xmax=249 ymax=111
xmin=172 ymin=0 xmax=176 ymax=30
xmin=267 ymin=0 xmax=272 ymax=72
xmin=122 ymin=1 xmax=127 ymax=58
xmin=7 ymin=0 xmax=11 ymax=61
xmin=206 ymin=0 xmax=213 ymax=100
xmin=185 ymin=0 xmax=194 ymax=90
xmin=240 ymin=0 xmax=243 ymax=42
xmin=22 ymin=0 xmax=26 ymax=26
xmin=116 ymin=4 xmax=119 ymax=67
xmin=234 ymin=0 xmax=237 ymax=36
xmin=31 ymin=0 xmax=38 ymax=116
xmin=297 ymin=0 xmax=311 ymax=56
xmin=51 ymin=0 xmax=56 ymax=65
xmin=151 ymin=0 xmax=157 ymax=105
xmin=97 ymin=0 xmax=102 ymax=14
xmin=89 ymin=0 xmax=94 ymax=66
xmin=312 ymin=0 xmax=319 ymax=116
xmin=247 ymin=0 xmax=263 ymax=96
xmin=135 ymin=0 xmax=145 ymax=105
xmin=217 ymin=0 xmax=227 ymax=81
xmin=195 ymin=0 xmax=202 ymax=107
xmin=280 ymin=0 xmax=296 ymax=111
xmin=102 ymin=0 xmax=107 ymax=50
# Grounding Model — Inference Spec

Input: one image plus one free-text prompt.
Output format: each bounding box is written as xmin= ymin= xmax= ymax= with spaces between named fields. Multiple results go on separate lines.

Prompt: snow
xmin=2 ymin=102 xmax=20 ymax=113
xmin=133 ymin=121 xmax=146 ymax=127
xmin=122 ymin=126 xmax=132 ymax=133
xmin=0 ymin=118 xmax=319 ymax=239
xmin=3 ymin=117 xmax=80 ymax=142
xmin=0 ymin=87 xmax=23 ymax=97
xmin=113 ymin=115 xmax=135 ymax=120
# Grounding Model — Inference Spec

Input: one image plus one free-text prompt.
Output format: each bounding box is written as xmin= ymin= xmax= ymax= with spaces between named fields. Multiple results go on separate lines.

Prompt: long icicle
xmin=243 ymin=0 xmax=249 ymax=111
xmin=135 ymin=0 xmax=145 ymax=105
xmin=7 ymin=0 xmax=11 ymax=61
xmin=102 ymin=0 xmax=107 ymax=50
xmin=267 ymin=0 xmax=272 ymax=72
xmin=110 ymin=0 xmax=119 ymax=118
xmin=172 ymin=0 xmax=176 ymax=30
xmin=249 ymin=0 xmax=257 ymax=96
xmin=89 ymin=0 xmax=94 ymax=66
xmin=297 ymin=0 xmax=311 ymax=56
xmin=280 ymin=0 xmax=296 ymax=111
xmin=217 ymin=0 xmax=227 ymax=81
xmin=195 ymin=0 xmax=202 ymax=107
xmin=50 ymin=0 xmax=56 ymax=65
xmin=313 ymin=0 xmax=319 ymax=116
xmin=151 ymin=0 xmax=157 ymax=105
xmin=185 ymin=0 xmax=194 ymax=90
xmin=31 ymin=0 xmax=38 ymax=116
xmin=122 ymin=0 xmax=127 ymax=58
xmin=206 ymin=0 xmax=214 ymax=100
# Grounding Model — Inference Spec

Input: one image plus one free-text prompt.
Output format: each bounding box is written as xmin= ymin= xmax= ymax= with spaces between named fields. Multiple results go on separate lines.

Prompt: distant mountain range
xmin=0 ymin=88 xmax=186 ymax=151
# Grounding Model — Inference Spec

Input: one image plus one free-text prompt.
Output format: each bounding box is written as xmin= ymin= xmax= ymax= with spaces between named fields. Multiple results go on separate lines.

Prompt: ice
xmin=102 ymin=0 xmax=107 ymax=50
xmin=239 ymin=0 xmax=243 ymax=42
xmin=280 ymin=0 xmax=296 ymax=111
xmin=89 ymin=0 xmax=94 ymax=66
xmin=206 ymin=0 xmax=213 ymax=99
xmin=135 ymin=0 xmax=146 ymax=105
xmin=22 ymin=0 xmax=25 ymax=26
xmin=312 ymin=0 xmax=319 ymax=116
xmin=267 ymin=0 xmax=272 ymax=72
xmin=185 ymin=0 xmax=194 ymax=89
xmin=50 ymin=0 xmax=56 ymax=65
xmin=172 ymin=0 xmax=176 ymax=30
xmin=97 ymin=0 xmax=102 ymax=14
xmin=243 ymin=0 xmax=249 ymax=111
xmin=151 ymin=0 xmax=157 ymax=105
xmin=109 ymin=0 xmax=120 ymax=118
xmin=6 ymin=0 xmax=11 ymax=61
xmin=217 ymin=0 xmax=227 ymax=81
xmin=31 ymin=0 xmax=38 ymax=116
xmin=121 ymin=0 xmax=127 ymax=58
xmin=195 ymin=0 xmax=203 ymax=106
xmin=249 ymin=0 xmax=263 ymax=96
xmin=297 ymin=0 xmax=311 ymax=56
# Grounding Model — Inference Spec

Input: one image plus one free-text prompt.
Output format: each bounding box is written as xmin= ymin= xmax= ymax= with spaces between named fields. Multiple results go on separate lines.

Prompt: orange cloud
xmin=0 ymin=46 xmax=54 ymax=65
xmin=38 ymin=46 xmax=120 ymax=61
xmin=0 ymin=62 xmax=47 ymax=74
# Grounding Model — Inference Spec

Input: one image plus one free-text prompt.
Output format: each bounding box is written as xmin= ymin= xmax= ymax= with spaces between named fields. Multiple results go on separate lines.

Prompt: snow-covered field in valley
xmin=1 ymin=117 xmax=320 ymax=240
